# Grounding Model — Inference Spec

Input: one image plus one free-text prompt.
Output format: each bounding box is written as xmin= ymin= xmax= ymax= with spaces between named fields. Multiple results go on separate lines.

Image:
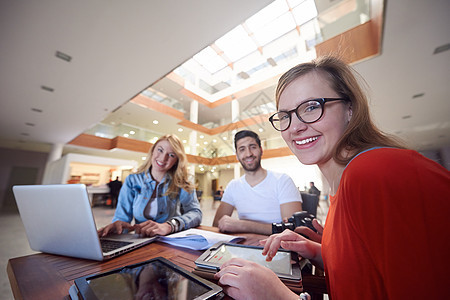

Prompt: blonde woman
xmin=98 ymin=134 xmax=202 ymax=237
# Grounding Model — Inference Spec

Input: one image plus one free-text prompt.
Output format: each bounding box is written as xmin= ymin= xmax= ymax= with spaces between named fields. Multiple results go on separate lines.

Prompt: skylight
xmin=171 ymin=0 xmax=369 ymax=99
xmin=245 ymin=0 xmax=290 ymax=32
xmin=215 ymin=25 xmax=257 ymax=62
xmin=252 ymin=11 xmax=297 ymax=46
xmin=193 ymin=47 xmax=227 ymax=74
xmin=292 ymin=0 xmax=318 ymax=25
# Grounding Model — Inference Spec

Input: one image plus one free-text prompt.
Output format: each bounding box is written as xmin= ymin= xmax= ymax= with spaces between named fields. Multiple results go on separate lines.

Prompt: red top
xmin=322 ymin=148 xmax=450 ymax=299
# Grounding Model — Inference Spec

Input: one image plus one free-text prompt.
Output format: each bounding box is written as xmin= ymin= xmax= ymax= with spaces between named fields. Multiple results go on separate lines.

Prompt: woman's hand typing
xmin=97 ymin=220 xmax=134 ymax=237
xmin=260 ymin=229 xmax=323 ymax=269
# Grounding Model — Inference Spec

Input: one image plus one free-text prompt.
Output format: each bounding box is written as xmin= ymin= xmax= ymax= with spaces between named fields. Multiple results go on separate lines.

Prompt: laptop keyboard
xmin=100 ymin=239 xmax=133 ymax=253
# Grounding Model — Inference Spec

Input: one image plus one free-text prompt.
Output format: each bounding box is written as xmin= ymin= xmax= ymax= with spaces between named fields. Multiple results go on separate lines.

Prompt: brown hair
xmin=136 ymin=134 xmax=194 ymax=197
xmin=275 ymin=56 xmax=405 ymax=165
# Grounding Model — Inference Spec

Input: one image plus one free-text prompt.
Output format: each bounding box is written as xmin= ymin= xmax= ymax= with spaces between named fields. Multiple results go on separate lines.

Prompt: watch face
xmin=170 ymin=219 xmax=179 ymax=231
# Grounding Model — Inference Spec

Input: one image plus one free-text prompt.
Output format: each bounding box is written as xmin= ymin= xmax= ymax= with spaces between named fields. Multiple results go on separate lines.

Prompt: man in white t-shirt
xmin=212 ymin=130 xmax=302 ymax=235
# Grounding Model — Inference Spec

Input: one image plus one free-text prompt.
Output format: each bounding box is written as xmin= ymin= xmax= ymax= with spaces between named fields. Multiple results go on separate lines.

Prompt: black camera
xmin=272 ymin=211 xmax=317 ymax=234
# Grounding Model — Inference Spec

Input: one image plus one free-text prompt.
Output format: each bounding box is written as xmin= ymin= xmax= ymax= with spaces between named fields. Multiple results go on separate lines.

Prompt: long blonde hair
xmin=275 ymin=56 xmax=405 ymax=166
xmin=136 ymin=134 xmax=194 ymax=197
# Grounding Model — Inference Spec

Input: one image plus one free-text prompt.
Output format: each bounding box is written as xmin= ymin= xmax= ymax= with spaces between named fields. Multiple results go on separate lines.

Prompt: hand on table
xmin=214 ymin=258 xmax=298 ymax=300
xmin=134 ymin=220 xmax=172 ymax=237
xmin=217 ymin=215 xmax=240 ymax=233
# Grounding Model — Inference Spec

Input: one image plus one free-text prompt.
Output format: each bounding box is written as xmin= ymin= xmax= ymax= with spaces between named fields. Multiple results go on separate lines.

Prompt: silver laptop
xmin=13 ymin=184 xmax=157 ymax=261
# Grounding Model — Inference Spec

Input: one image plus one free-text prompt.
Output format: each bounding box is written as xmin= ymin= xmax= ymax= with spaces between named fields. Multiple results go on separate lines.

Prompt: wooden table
xmin=7 ymin=226 xmax=327 ymax=299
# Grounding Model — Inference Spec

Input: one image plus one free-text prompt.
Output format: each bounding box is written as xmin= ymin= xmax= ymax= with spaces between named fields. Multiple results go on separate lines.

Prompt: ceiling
xmin=0 ymin=0 xmax=449 ymax=165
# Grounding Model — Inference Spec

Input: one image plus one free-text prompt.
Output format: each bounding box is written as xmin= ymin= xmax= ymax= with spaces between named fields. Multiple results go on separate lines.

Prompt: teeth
xmin=295 ymin=137 xmax=318 ymax=145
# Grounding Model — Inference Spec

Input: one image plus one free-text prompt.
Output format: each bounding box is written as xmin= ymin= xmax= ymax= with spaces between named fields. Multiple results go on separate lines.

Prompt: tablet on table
xmin=74 ymin=257 xmax=223 ymax=300
xmin=195 ymin=242 xmax=302 ymax=282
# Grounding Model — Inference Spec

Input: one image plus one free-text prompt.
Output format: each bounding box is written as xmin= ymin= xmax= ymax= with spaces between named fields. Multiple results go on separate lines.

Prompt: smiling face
xmin=151 ymin=139 xmax=178 ymax=178
xmin=278 ymin=71 xmax=352 ymax=168
xmin=235 ymin=136 xmax=262 ymax=172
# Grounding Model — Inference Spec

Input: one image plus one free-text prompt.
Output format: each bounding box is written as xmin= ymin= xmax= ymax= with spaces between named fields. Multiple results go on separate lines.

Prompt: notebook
xmin=12 ymin=184 xmax=157 ymax=261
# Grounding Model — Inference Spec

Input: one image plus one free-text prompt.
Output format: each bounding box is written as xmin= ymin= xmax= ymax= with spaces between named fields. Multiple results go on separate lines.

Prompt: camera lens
xmin=272 ymin=223 xmax=284 ymax=234
xmin=284 ymin=222 xmax=295 ymax=231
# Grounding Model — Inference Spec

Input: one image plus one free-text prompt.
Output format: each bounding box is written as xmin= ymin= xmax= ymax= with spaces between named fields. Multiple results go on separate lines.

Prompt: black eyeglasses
xmin=269 ymin=98 xmax=348 ymax=131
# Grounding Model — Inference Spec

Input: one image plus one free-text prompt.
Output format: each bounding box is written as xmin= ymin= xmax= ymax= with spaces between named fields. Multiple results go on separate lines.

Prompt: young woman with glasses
xmin=214 ymin=56 xmax=450 ymax=299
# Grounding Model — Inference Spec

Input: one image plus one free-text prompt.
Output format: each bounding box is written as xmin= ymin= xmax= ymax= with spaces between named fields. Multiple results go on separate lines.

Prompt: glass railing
xmin=84 ymin=122 xmax=161 ymax=145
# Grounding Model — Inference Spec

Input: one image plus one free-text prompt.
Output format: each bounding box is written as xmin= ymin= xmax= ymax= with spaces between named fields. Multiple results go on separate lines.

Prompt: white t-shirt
xmin=221 ymin=170 xmax=302 ymax=223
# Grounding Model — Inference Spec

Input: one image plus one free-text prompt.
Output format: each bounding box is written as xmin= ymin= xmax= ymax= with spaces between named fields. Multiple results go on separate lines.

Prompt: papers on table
xmin=158 ymin=228 xmax=245 ymax=250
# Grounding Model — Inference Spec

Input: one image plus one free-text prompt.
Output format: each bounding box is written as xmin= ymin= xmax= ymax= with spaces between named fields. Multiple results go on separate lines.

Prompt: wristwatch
xmin=166 ymin=218 xmax=179 ymax=233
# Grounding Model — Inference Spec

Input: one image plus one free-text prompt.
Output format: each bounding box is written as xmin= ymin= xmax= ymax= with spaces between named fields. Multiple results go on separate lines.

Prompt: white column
xmin=189 ymin=100 xmax=199 ymax=157
xmin=231 ymin=99 xmax=240 ymax=123
xmin=190 ymin=100 xmax=199 ymax=124
xmin=234 ymin=163 xmax=240 ymax=179
xmin=189 ymin=129 xmax=197 ymax=181
xmin=42 ymin=143 xmax=64 ymax=184
xmin=189 ymin=100 xmax=199 ymax=180
xmin=47 ymin=143 xmax=64 ymax=163
xmin=231 ymin=99 xmax=241 ymax=180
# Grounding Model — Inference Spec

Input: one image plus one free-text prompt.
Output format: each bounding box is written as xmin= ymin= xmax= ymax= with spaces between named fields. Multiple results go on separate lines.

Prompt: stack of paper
xmin=158 ymin=228 xmax=245 ymax=250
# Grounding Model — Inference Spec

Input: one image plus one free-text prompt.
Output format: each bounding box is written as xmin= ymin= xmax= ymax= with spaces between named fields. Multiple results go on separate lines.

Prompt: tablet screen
xmin=86 ymin=260 xmax=210 ymax=300
xmin=205 ymin=244 xmax=292 ymax=275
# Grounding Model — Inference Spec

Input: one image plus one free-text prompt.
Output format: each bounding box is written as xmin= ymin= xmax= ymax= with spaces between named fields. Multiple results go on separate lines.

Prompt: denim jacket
xmin=112 ymin=171 xmax=202 ymax=230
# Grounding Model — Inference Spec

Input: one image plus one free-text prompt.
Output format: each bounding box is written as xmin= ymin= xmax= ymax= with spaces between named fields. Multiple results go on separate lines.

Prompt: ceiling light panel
xmin=433 ymin=43 xmax=450 ymax=55
xmin=412 ymin=93 xmax=425 ymax=99
xmin=41 ymin=85 xmax=54 ymax=92
xmin=55 ymin=51 xmax=72 ymax=62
